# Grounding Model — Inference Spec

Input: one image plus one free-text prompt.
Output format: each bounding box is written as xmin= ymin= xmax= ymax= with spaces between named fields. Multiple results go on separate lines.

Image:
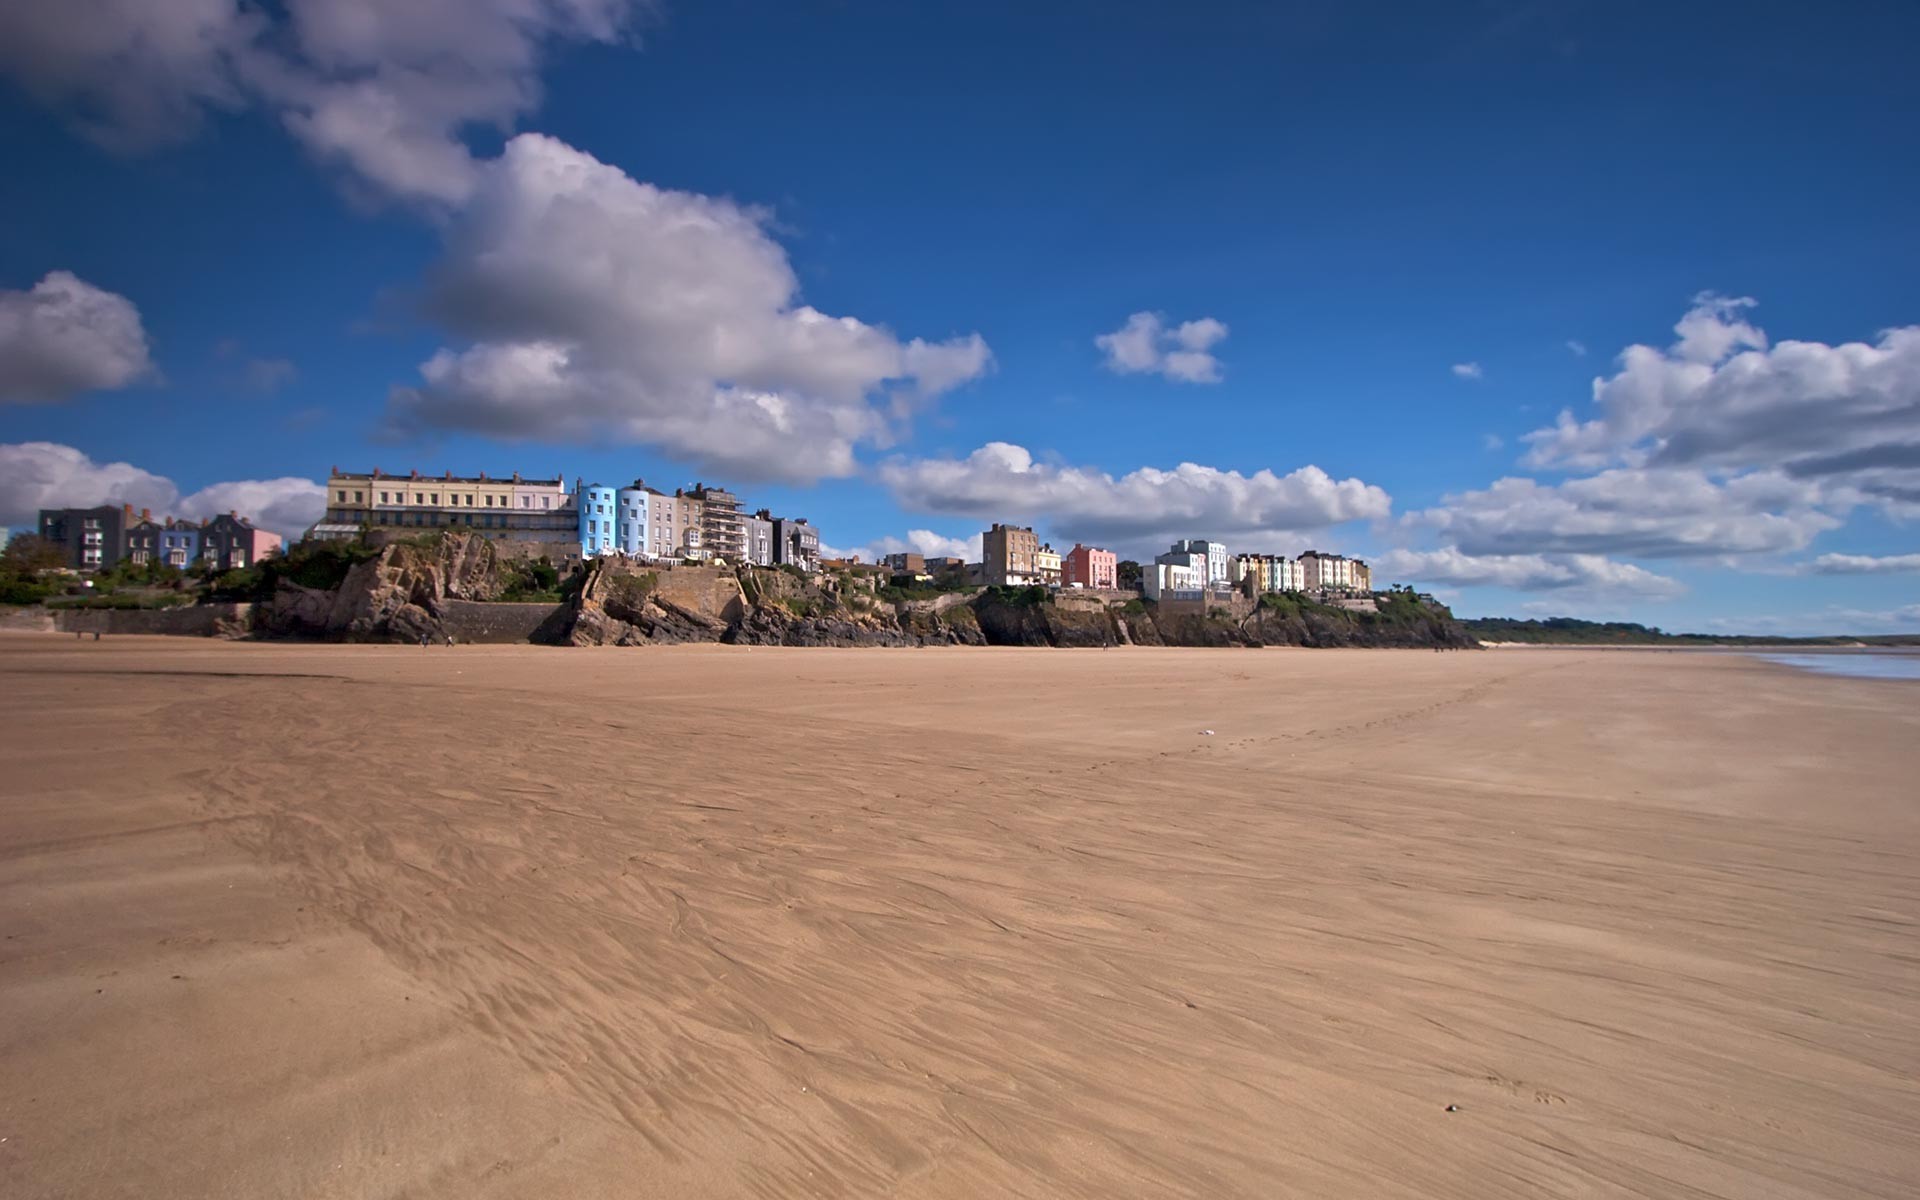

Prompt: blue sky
xmin=2 ymin=0 xmax=1917 ymax=633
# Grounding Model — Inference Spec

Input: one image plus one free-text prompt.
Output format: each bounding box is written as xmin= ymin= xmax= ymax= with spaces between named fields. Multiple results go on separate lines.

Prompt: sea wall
xmin=51 ymin=603 xmax=255 ymax=638
xmin=438 ymin=599 xmax=567 ymax=644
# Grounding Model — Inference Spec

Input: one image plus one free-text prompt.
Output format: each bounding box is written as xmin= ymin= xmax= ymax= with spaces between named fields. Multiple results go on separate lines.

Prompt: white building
xmin=1144 ymin=557 xmax=1202 ymax=600
xmin=1174 ymin=538 xmax=1229 ymax=586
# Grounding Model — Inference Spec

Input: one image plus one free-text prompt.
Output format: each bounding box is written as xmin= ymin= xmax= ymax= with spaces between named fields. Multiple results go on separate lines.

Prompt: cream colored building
xmin=981 ymin=523 xmax=1041 ymax=585
xmin=1034 ymin=544 xmax=1063 ymax=587
xmin=323 ymin=468 xmax=573 ymax=540
xmin=1300 ymin=550 xmax=1369 ymax=595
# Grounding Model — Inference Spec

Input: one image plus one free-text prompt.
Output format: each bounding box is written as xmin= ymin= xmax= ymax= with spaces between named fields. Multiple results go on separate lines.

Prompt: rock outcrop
xmin=241 ymin=535 xmax=1478 ymax=650
xmin=258 ymin=533 xmax=508 ymax=642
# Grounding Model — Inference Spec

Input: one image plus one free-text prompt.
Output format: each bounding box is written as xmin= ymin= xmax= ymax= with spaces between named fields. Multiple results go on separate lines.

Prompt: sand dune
xmin=1 ymin=635 xmax=1915 ymax=1198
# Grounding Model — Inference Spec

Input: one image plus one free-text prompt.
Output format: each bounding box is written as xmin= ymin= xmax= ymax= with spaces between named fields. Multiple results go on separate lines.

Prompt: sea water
xmin=1753 ymin=652 xmax=1920 ymax=681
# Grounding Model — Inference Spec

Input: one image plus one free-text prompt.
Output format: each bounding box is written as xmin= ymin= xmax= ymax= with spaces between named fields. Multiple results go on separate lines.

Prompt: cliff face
xmin=245 ymin=538 xmax=1477 ymax=649
xmin=258 ymin=534 xmax=506 ymax=642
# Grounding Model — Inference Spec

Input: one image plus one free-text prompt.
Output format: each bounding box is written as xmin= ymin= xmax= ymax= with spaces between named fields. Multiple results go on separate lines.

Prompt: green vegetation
xmin=499 ymin=557 xmax=562 ymax=602
xmin=979 ymin=584 xmax=1049 ymax=607
xmin=1116 ymin=559 xmax=1142 ymax=590
xmin=2 ymin=535 xmax=69 ymax=605
xmin=876 ymin=578 xmax=978 ymax=603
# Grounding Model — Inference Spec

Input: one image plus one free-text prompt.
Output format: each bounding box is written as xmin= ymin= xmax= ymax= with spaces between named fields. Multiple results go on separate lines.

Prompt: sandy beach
xmin=1 ymin=634 xmax=1915 ymax=1199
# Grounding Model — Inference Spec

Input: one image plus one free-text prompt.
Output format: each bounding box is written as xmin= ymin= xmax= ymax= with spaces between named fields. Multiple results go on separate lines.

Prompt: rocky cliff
xmin=239 ymin=534 xmax=1477 ymax=649
xmin=257 ymin=533 xmax=508 ymax=642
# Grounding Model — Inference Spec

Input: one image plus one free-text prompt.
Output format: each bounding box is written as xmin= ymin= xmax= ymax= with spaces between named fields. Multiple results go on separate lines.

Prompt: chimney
xmin=230 ymin=510 xmax=237 ymax=518
xmin=141 ymin=508 xmax=151 ymax=520
xmin=373 ymin=466 xmax=381 ymax=478
xmin=410 ymin=469 xmax=419 ymax=480
xmin=330 ymin=464 xmax=337 ymax=476
xmin=123 ymin=502 xmax=133 ymax=516
xmin=512 ymin=471 xmax=521 ymax=483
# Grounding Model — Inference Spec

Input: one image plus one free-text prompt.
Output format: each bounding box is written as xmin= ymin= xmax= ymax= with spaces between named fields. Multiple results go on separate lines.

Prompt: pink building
xmin=1062 ymin=543 xmax=1117 ymax=589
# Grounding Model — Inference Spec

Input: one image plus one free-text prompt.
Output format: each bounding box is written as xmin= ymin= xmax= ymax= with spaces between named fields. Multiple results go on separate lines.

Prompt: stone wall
xmin=51 ymin=603 xmax=255 ymax=638
xmin=0 ymin=607 xmax=55 ymax=632
xmin=438 ymin=599 xmax=567 ymax=644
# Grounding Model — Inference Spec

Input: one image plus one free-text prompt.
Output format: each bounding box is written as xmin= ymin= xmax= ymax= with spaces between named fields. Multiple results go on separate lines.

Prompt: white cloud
xmin=383 ymin=134 xmax=990 ymax=481
xmin=1095 ymin=312 xmax=1229 ymax=384
xmin=842 ymin=529 xmax=984 ymax=564
xmin=1565 ymin=340 xmax=1587 ymax=357
xmin=1451 ymin=361 xmax=1483 ymax=380
xmin=1521 ymin=294 xmax=1920 ymax=514
xmin=1704 ymin=606 xmax=1920 ymax=635
xmin=0 ymin=441 xmax=176 ymax=525
xmin=1482 ymin=433 xmax=1504 ymax=452
xmin=1404 ymin=467 xmax=1842 ymax=560
xmin=0 ymin=0 xmax=651 ymax=206
xmin=1806 ymin=552 xmax=1920 ymax=575
xmin=0 ymin=0 xmax=257 ymax=151
xmin=0 ymin=441 xmax=321 ymax=539
xmin=1375 ymin=546 xmax=1684 ymax=598
xmin=177 ymin=477 xmax=325 ymax=538
xmin=879 ymin=441 xmax=1390 ymax=551
xmin=0 ymin=271 xmax=155 ymax=402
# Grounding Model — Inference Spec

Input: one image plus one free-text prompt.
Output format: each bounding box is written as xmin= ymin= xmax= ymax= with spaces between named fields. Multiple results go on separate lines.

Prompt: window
xmin=541 ymin=497 xmax=550 ymax=508
xmin=354 ymin=491 xmax=363 ymax=503
xmin=430 ymin=493 xmax=439 ymax=505
xmin=336 ymin=489 xmax=346 ymax=502
xmin=521 ymin=496 xmax=530 ymax=508
xmin=379 ymin=491 xmax=389 ymax=503
xmin=415 ymin=493 xmax=424 ymax=504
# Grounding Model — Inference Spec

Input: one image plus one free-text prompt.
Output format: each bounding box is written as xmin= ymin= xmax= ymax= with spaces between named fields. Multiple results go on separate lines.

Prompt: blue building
xmin=577 ymin=481 xmax=619 ymax=556
xmin=616 ymin=485 xmax=649 ymax=557
xmin=159 ymin=519 xmax=201 ymax=568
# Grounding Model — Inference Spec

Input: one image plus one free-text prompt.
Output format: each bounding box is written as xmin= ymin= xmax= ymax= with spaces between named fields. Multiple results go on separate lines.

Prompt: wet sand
xmin=1 ymin=634 xmax=1915 ymax=1198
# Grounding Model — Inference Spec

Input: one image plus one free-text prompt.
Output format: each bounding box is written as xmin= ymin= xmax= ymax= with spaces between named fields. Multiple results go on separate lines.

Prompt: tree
xmin=1116 ymin=559 xmax=1143 ymax=590
xmin=1 ymin=534 xmax=65 ymax=574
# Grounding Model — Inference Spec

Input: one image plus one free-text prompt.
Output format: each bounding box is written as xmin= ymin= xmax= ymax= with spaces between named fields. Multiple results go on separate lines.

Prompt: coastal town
xmin=29 ymin=466 xmax=1375 ymax=608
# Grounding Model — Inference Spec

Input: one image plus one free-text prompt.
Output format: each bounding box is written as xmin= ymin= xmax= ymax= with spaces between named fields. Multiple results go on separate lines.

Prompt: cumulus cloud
xmin=0 ymin=441 xmax=322 ymax=538
xmin=0 ymin=271 xmax=154 ymax=402
xmin=1451 ymin=361 xmax=1483 ymax=380
xmin=1095 ymin=312 xmax=1229 ymax=384
xmin=1805 ymin=552 xmax=1920 ymax=575
xmin=1521 ymin=293 xmax=1920 ymax=514
xmin=0 ymin=0 xmax=258 ymax=151
xmin=1374 ymin=547 xmax=1684 ymax=598
xmin=177 ymin=477 xmax=326 ymax=537
xmin=0 ymin=0 xmax=651 ymax=205
xmin=879 ymin=441 xmax=1390 ymax=550
xmin=1403 ymin=467 xmax=1842 ymax=560
xmin=838 ymin=529 xmax=984 ymax=565
xmin=384 ymin=134 xmax=991 ymax=481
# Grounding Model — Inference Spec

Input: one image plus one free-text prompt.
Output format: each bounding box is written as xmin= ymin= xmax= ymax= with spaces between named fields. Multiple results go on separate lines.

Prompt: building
xmin=37 ymin=504 xmax=131 ymax=571
xmin=323 ymin=468 xmax=575 ymax=541
xmin=1301 ymin=550 xmax=1369 ymax=595
xmin=1157 ymin=542 xmax=1210 ymax=592
xmin=124 ymin=510 xmax=161 ymax=566
xmin=1034 ymin=544 xmax=1063 ymax=587
xmin=1061 ymin=543 xmax=1117 ymax=589
xmin=741 ymin=512 xmax=775 ymax=566
xmin=577 ymin=482 xmax=618 ymax=556
xmin=689 ymin=483 xmax=744 ymax=562
xmin=981 ymin=523 xmax=1041 ymax=586
xmin=200 ymin=513 xmax=281 ymax=571
xmin=769 ymin=514 xmax=820 ymax=572
xmin=1231 ymin=553 xmax=1305 ymax=594
xmin=648 ymin=488 xmax=706 ymax=560
xmin=158 ymin=519 xmax=201 ymax=568
xmin=1142 ymin=558 xmax=1201 ymax=601
xmin=1173 ymin=539 xmax=1229 ymax=587
xmin=882 ymin=552 xmax=927 ymax=576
